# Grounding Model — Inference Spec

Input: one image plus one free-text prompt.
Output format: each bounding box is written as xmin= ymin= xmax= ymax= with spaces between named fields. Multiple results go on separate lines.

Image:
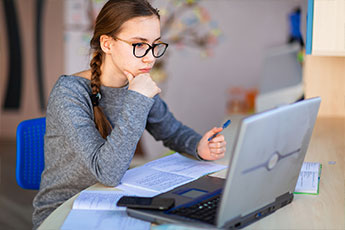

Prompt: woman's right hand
xmin=124 ymin=71 xmax=161 ymax=98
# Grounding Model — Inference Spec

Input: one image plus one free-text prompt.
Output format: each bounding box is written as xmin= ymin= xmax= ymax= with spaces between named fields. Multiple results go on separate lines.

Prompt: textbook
xmin=294 ymin=162 xmax=322 ymax=195
xmin=116 ymin=152 xmax=227 ymax=197
xmin=61 ymin=190 xmax=150 ymax=230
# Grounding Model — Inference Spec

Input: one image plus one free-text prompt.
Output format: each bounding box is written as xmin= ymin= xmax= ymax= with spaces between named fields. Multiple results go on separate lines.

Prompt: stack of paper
xmin=294 ymin=162 xmax=322 ymax=195
xmin=61 ymin=190 xmax=150 ymax=230
xmin=61 ymin=153 xmax=226 ymax=229
xmin=116 ymin=152 xmax=227 ymax=196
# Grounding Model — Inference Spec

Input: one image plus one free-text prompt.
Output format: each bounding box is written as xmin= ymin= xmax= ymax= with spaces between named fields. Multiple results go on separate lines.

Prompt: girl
xmin=32 ymin=0 xmax=226 ymax=228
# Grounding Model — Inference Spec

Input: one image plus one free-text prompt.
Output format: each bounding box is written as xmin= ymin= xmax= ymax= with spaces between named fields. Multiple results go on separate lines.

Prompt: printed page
xmin=143 ymin=152 xmax=227 ymax=178
xmin=294 ymin=162 xmax=321 ymax=194
xmin=118 ymin=166 xmax=195 ymax=193
xmin=72 ymin=190 xmax=130 ymax=210
xmin=62 ymin=190 xmax=150 ymax=230
xmin=61 ymin=210 xmax=150 ymax=230
xmin=116 ymin=184 xmax=160 ymax=197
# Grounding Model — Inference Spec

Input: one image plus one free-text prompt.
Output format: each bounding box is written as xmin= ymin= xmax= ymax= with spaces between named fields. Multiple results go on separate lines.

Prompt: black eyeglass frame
xmin=114 ymin=37 xmax=169 ymax=58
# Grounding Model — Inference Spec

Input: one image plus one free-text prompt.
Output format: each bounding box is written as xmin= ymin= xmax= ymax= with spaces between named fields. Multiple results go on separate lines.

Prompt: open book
xmin=116 ymin=152 xmax=227 ymax=197
xmin=294 ymin=162 xmax=322 ymax=195
xmin=61 ymin=190 xmax=150 ymax=230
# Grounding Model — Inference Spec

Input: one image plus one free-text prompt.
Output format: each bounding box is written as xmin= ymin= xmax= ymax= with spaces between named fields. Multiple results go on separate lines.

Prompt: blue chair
xmin=16 ymin=117 xmax=46 ymax=190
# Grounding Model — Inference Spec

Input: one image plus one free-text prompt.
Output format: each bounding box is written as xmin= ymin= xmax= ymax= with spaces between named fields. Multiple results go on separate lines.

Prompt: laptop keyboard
xmin=167 ymin=194 xmax=220 ymax=225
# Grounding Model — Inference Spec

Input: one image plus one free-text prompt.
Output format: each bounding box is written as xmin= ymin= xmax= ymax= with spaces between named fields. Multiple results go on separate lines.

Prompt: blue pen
xmin=208 ymin=119 xmax=231 ymax=141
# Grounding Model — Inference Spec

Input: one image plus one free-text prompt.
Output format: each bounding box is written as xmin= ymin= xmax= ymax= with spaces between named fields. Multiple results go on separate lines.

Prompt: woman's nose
xmin=142 ymin=50 xmax=155 ymax=63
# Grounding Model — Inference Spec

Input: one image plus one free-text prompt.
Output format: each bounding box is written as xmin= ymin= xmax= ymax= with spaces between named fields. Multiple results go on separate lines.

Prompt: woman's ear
xmin=100 ymin=35 xmax=113 ymax=54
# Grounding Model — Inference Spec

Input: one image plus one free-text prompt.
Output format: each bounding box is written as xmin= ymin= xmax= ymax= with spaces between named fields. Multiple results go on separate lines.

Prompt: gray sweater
xmin=32 ymin=75 xmax=202 ymax=229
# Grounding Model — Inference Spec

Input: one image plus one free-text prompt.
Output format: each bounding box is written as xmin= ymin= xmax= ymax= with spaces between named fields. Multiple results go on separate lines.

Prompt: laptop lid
xmin=217 ymin=97 xmax=320 ymax=228
xmin=127 ymin=97 xmax=320 ymax=229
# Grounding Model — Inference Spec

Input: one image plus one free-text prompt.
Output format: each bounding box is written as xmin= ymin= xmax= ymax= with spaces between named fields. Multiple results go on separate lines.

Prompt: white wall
xmin=142 ymin=0 xmax=308 ymax=159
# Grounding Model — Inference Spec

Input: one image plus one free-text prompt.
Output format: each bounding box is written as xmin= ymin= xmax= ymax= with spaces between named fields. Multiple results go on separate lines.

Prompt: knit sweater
xmin=32 ymin=75 xmax=202 ymax=229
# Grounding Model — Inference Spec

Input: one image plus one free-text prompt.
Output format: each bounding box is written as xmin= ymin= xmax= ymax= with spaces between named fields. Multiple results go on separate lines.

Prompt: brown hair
xmin=90 ymin=0 xmax=160 ymax=138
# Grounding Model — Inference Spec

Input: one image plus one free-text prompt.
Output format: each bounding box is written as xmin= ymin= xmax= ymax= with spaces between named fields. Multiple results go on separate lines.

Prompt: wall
xmin=0 ymin=1 xmax=308 ymax=159
xmin=143 ymin=0 xmax=308 ymax=159
xmin=0 ymin=0 xmax=64 ymax=138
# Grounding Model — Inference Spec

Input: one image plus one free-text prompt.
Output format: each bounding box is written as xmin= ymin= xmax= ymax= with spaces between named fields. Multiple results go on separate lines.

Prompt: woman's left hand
xmin=197 ymin=127 xmax=227 ymax=161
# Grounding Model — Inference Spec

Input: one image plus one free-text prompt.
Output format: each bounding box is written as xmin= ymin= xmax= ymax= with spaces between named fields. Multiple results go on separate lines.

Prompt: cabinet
xmin=304 ymin=56 xmax=345 ymax=117
xmin=304 ymin=0 xmax=345 ymax=117
xmin=306 ymin=0 xmax=345 ymax=56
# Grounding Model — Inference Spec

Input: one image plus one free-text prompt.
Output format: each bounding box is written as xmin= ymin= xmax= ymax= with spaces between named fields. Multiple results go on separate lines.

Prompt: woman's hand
xmin=124 ymin=71 xmax=161 ymax=98
xmin=197 ymin=127 xmax=227 ymax=161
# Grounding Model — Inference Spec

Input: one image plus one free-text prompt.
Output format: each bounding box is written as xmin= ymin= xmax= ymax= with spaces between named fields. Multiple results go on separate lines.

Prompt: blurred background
xmin=0 ymin=0 xmax=309 ymax=153
xmin=0 ymin=0 xmax=344 ymax=229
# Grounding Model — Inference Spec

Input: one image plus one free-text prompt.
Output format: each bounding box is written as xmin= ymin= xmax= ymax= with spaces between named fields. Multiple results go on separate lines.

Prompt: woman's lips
xmin=139 ymin=68 xmax=151 ymax=73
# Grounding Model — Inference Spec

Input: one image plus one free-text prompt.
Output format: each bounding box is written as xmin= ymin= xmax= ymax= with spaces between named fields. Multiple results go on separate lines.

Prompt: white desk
xmin=39 ymin=117 xmax=345 ymax=229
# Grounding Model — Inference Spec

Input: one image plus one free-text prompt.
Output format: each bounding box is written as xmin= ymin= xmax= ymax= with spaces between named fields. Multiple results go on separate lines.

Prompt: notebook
xmin=127 ymin=97 xmax=321 ymax=229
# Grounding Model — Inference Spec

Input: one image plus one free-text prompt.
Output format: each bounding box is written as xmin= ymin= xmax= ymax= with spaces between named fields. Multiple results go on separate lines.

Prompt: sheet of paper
xmin=61 ymin=210 xmax=150 ymax=230
xmin=300 ymin=162 xmax=320 ymax=172
xmin=72 ymin=190 xmax=128 ymax=211
xmin=144 ymin=153 xmax=227 ymax=179
xmin=294 ymin=162 xmax=320 ymax=194
xmin=119 ymin=167 xmax=195 ymax=193
xmin=116 ymin=184 xmax=159 ymax=197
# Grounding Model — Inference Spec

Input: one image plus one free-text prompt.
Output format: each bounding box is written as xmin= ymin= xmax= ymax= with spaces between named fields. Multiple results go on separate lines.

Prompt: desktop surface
xmin=38 ymin=117 xmax=345 ymax=230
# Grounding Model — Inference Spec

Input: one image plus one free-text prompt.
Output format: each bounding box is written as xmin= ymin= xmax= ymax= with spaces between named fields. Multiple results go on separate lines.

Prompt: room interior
xmin=0 ymin=0 xmax=344 ymax=229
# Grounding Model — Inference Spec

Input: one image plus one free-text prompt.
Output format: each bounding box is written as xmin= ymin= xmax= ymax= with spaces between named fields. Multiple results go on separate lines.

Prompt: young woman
xmin=32 ymin=0 xmax=226 ymax=228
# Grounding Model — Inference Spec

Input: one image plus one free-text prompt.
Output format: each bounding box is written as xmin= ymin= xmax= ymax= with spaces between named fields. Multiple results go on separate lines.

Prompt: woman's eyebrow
xmin=131 ymin=36 xmax=161 ymax=42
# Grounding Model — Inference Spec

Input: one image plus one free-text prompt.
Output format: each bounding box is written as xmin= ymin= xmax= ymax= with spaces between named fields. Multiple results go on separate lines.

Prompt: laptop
xmin=127 ymin=97 xmax=321 ymax=229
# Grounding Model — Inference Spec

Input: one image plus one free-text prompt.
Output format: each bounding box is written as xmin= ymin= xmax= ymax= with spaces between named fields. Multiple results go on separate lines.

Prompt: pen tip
xmin=224 ymin=119 xmax=231 ymax=127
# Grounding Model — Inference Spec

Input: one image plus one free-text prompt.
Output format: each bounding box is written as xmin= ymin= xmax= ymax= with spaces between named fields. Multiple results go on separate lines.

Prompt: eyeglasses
xmin=114 ymin=37 xmax=168 ymax=58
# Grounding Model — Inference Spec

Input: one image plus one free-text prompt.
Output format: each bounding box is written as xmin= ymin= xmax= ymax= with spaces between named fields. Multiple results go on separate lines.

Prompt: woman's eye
xmin=135 ymin=43 xmax=145 ymax=48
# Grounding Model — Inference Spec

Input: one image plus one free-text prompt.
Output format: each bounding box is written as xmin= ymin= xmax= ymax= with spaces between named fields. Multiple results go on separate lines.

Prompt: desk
xmin=38 ymin=117 xmax=345 ymax=230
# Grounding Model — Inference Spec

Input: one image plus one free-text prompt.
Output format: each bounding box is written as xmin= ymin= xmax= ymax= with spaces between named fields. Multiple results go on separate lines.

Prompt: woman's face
xmin=109 ymin=15 xmax=161 ymax=79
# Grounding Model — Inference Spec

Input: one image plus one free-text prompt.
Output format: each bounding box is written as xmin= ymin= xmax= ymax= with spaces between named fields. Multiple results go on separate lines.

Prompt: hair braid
xmin=90 ymin=50 xmax=112 ymax=138
xmin=90 ymin=52 xmax=102 ymax=95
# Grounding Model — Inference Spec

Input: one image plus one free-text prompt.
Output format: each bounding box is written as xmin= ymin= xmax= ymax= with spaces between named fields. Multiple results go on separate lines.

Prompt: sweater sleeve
xmin=146 ymin=95 xmax=202 ymax=159
xmin=47 ymin=81 xmax=154 ymax=187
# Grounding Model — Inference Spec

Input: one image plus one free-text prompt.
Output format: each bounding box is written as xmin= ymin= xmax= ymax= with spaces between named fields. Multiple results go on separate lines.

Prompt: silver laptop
xmin=127 ymin=97 xmax=321 ymax=229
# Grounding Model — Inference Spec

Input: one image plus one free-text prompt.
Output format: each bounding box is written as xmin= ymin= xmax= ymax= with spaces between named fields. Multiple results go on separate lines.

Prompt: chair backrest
xmin=16 ymin=117 xmax=46 ymax=190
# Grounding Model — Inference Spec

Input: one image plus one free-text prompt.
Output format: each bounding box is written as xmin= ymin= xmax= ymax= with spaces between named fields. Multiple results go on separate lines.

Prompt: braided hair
xmin=89 ymin=51 xmax=112 ymax=138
